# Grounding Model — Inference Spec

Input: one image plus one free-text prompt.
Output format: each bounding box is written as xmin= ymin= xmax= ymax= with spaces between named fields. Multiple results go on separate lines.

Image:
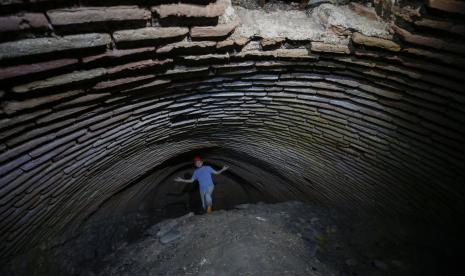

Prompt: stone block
xmin=0 ymin=154 xmax=30 ymax=177
xmin=93 ymin=75 xmax=155 ymax=91
xmin=12 ymin=68 xmax=106 ymax=93
xmin=0 ymin=122 xmax=34 ymax=142
xmin=414 ymin=18 xmax=465 ymax=36
xmin=311 ymin=42 xmax=350 ymax=54
xmin=113 ymin=27 xmax=188 ymax=48
xmin=89 ymin=113 xmax=131 ymax=131
xmin=106 ymin=59 xmax=172 ymax=76
xmin=0 ymin=13 xmax=49 ymax=33
xmin=29 ymin=129 xmax=86 ymax=158
xmin=0 ymin=109 xmax=51 ymax=133
xmin=216 ymin=37 xmax=249 ymax=51
xmin=156 ymin=41 xmax=217 ymax=55
xmin=278 ymin=53 xmax=312 ymax=64
xmin=36 ymin=105 xmax=98 ymax=125
xmin=0 ymin=33 xmax=111 ymax=60
xmin=21 ymin=142 xmax=73 ymax=171
xmin=352 ymin=32 xmax=400 ymax=52
xmin=152 ymin=1 xmax=225 ymax=26
xmin=190 ymin=16 xmax=240 ymax=40
xmin=82 ymin=47 xmax=155 ymax=64
xmin=121 ymin=79 xmax=171 ymax=94
xmin=392 ymin=25 xmax=465 ymax=55
xmin=180 ymin=54 xmax=229 ymax=65
xmin=426 ymin=0 xmax=465 ymax=15
xmin=260 ymin=36 xmax=285 ymax=50
xmin=55 ymin=93 xmax=111 ymax=109
xmin=55 ymin=111 xmax=112 ymax=137
xmin=0 ymin=59 xmax=78 ymax=81
xmin=1 ymin=90 xmax=82 ymax=114
xmin=48 ymin=6 xmax=150 ymax=32
xmin=6 ymin=117 xmax=75 ymax=148
xmin=0 ymin=133 xmax=55 ymax=164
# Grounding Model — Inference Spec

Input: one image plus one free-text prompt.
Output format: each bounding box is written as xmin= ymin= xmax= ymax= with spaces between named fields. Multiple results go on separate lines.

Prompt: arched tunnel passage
xmin=54 ymin=147 xmax=287 ymax=261
xmin=0 ymin=0 xmax=465 ymax=275
xmin=93 ymin=146 xmax=290 ymax=224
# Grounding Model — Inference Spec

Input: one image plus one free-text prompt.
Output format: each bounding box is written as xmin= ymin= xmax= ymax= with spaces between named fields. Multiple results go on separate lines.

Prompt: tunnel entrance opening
xmin=144 ymin=146 xmax=291 ymax=216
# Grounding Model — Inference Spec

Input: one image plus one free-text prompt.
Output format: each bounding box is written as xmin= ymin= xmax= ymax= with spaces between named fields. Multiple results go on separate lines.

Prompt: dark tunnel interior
xmin=1 ymin=0 xmax=465 ymax=275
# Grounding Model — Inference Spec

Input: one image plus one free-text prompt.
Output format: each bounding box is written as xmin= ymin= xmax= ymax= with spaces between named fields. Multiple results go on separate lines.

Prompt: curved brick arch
xmin=0 ymin=0 xmax=464 ymax=263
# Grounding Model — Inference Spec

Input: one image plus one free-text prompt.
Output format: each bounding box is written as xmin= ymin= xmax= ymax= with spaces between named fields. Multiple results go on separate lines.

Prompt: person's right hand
xmin=174 ymin=177 xmax=182 ymax=182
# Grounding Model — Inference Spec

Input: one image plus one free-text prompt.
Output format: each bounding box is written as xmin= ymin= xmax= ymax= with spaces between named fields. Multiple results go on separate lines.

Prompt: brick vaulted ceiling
xmin=0 ymin=0 xmax=465 ymax=261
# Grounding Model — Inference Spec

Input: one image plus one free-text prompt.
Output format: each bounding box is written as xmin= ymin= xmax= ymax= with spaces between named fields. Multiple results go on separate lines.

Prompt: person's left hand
xmin=222 ymin=165 xmax=229 ymax=171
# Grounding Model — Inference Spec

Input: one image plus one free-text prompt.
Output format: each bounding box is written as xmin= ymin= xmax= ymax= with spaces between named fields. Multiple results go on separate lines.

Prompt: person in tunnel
xmin=174 ymin=156 xmax=228 ymax=214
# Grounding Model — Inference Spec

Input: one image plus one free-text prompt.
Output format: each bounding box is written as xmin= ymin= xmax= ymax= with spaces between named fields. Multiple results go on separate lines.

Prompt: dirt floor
xmin=96 ymin=201 xmax=434 ymax=276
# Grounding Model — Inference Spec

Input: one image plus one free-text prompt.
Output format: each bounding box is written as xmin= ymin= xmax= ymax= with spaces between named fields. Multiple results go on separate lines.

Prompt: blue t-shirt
xmin=192 ymin=165 xmax=215 ymax=191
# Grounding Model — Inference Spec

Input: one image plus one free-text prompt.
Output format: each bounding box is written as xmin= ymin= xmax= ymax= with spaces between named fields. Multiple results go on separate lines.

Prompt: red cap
xmin=194 ymin=156 xmax=202 ymax=162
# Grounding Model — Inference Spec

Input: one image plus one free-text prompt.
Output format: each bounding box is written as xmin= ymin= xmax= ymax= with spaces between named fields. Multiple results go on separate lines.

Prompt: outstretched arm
xmin=174 ymin=176 xmax=195 ymax=183
xmin=213 ymin=165 xmax=229 ymax=175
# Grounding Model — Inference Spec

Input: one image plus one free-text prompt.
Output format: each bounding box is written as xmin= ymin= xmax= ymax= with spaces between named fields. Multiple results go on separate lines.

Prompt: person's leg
xmin=206 ymin=185 xmax=214 ymax=213
xmin=199 ymin=189 xmax=206 ymax=211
